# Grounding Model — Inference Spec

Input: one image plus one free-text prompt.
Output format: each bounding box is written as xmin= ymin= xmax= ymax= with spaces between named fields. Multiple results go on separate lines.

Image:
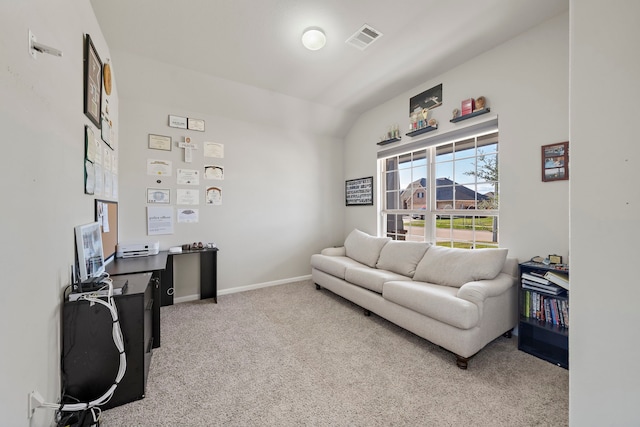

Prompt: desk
xmin=106 ymin=248 xmax=218 ymax=345
xmin=107 ymin=253 xmax=167 ymax=348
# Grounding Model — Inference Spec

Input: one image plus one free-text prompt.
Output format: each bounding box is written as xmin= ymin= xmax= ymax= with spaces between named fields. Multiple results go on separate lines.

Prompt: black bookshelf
xmin=518 ymin=261 xmax=569 ymax=369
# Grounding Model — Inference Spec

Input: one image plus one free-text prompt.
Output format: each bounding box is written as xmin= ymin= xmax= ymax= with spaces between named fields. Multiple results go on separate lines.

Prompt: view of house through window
xmin=381 ymin=131 xmax=499 ymax=248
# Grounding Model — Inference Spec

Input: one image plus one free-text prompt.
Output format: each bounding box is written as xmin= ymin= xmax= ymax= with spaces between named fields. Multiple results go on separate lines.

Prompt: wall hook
xmin=29 ymin=29 xmax=63 ymax=59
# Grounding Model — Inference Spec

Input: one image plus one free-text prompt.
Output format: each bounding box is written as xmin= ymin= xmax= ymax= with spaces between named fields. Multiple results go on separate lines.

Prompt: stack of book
xmin=521 ymin=271 xmax=565 ymax=295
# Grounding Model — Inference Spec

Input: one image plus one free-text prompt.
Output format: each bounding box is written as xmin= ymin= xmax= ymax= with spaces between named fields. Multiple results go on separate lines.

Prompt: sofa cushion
xmin=345 ymin=267 xmax=412 ymax=294
xmin=343 ymin=229 xmax=391 ymax=268
xmin=310 ymin=254 xmax=365 ymax=279
xmin=413 ymin=246 xmax=508 ymax=288
xmin=376 ymin=241 xmax=430 ymax=277
xmin=383 ymin=280 xmax=479 ymax=330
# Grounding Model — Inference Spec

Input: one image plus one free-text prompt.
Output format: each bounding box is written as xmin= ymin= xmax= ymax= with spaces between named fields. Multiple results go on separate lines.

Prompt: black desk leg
xmin=200 ymin=250 xmax=217 ymax=303
xmin=160 ymin=259 xmax=174 ymax=307
xmin=151 ymin=273 xmax=161 ymax=348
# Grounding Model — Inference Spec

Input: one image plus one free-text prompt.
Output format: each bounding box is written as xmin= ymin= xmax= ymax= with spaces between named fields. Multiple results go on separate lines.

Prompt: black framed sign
xmin=345 ymin=176 xmax=373 ymax=206
xmin=83 ymin=34 xmax=102 ymax=128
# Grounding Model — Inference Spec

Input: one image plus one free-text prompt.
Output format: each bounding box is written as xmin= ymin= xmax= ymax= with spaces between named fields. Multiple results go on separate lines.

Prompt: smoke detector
xmin=345 ymin=24 xmax=383 ymax=50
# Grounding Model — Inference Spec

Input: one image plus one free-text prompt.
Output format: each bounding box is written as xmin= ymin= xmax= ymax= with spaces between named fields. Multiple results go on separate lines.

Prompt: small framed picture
xmin=188 ymin=118 xmax=205 ymax=131
xmin=548 ymin=254 xmax=563 ymax=264
xmin=542 ymin=141 xmax=569 ymax=182
xmin=345 ymin=176 xmax=373 ymax=206
xmin=83 ymin=34 xmax=102 ymax=129
xmin=168 ymin=115 xmax=188 ymax=129
xmin=148 ymin=134 xmax=172 ymax=151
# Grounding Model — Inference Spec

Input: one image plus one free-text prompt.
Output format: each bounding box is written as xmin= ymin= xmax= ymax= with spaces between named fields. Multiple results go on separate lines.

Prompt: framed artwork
xmin=345 ymin=176 xmax=373 ymax=206
xmin=542 ymin=141 xmax=569 ymax=182
xmin=168 ymin=115 xmax=188 ymax=129
xmin=83 ymin=34 xmax=102 ymax=128
xmin=410 ymin=83 xmax=443 ymax=114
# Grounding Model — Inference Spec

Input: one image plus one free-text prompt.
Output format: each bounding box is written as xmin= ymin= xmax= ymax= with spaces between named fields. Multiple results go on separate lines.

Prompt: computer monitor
xmin=75 ymin=221 xmax=106 ymax=282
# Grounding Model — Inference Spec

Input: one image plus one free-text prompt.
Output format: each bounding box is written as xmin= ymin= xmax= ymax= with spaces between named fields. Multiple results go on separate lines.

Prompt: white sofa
xmin=311 ymin=229 xmax=518 ymax=369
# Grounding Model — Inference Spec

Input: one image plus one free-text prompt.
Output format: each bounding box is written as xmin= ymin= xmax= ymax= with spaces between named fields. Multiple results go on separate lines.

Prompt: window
xmin=380 ymin=131 xmax=499 ymax=248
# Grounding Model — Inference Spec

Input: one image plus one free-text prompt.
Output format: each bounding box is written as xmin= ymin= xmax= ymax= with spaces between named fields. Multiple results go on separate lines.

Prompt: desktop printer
xmin=116 ymin=241 xmax=160 ymax=258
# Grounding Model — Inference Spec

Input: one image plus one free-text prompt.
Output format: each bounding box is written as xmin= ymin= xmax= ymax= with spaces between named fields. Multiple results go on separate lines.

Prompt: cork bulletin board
xmin=95 ymin=199 xmax=118 ymax=261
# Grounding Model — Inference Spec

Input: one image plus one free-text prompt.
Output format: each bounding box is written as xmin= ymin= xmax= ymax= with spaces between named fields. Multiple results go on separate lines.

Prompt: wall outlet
xmin=28 ymin=391 xmax=44 ymax=419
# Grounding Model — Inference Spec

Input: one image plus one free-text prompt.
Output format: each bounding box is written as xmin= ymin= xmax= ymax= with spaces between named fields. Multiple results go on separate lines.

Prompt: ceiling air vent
xmin=345 ymin=24 xmax=383 ymax=50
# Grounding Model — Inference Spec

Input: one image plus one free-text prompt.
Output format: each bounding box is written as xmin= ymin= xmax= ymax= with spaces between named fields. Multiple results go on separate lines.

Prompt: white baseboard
xmin=219 ymin=275 xmax=312 ymax=296
xmin=172 ymin=274 xmax=312 ymax=303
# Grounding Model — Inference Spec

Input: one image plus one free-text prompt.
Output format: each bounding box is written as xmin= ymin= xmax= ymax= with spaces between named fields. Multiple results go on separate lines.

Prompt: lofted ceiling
xmin=90 ymin=0 xmax=568 ymax=116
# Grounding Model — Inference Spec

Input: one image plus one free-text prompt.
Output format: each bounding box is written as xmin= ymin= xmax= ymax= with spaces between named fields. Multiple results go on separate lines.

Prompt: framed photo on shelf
xmin=345 ymin=176 xmax=373 ymax=206
xmin=541 ymin=141 xmax=569 ymax=182
xmin=83 ymin=34 xmax=102 ymax=129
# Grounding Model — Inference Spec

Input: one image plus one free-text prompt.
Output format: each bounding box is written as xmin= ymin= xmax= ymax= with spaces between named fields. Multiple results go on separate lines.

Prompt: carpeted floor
xmin=100 ymin=280 xmax=568 ymax=426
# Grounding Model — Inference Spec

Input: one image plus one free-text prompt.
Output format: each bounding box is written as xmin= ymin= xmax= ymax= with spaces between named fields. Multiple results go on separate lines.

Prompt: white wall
xmin=112 ymin=52 xmax=345 ymax=293
xmin=343 ymin=12 xmax=570 ymax=263
xmin=0 ymin=1 xmax=117 ymax=425
xmin=569 ymin=1 xmax=640 ymax=425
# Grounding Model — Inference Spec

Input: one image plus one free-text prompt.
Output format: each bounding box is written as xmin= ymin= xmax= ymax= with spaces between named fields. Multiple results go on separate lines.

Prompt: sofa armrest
xmin=456 ymin=272 xmax=516 ymax=305
xmin=321 ymin=246 xmax=346 ymax=256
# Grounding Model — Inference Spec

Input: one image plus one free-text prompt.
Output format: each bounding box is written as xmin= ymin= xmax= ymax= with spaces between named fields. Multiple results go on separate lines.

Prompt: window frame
xmin=379 ymin=129 xmax=499 ymax=248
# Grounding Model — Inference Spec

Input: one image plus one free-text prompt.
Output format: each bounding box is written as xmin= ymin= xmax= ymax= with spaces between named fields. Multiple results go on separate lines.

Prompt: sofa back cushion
xmin=413 ymin=246 xmax=508 ymax=287
xmin=376 ymin=241 xmax=431 ymax=277
xmin=344 ymin=229 xmax=390 ymax=268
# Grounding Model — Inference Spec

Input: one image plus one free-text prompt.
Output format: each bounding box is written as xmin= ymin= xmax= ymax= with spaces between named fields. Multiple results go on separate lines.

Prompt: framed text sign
xmin=345 ymin=176 xmax=373 ymax=206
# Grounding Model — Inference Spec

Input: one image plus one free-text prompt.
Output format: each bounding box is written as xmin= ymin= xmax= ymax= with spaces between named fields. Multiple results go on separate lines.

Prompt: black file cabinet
xmin=62 ymin=272 xmax=154 ymax=409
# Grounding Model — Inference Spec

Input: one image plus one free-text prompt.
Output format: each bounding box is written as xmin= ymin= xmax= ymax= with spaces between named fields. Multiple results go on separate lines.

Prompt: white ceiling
xmin=90 ymin=0 xmax=568 ymax=115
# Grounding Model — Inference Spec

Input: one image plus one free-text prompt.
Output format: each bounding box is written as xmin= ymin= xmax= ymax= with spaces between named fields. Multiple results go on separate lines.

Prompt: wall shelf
xmin=450 ymin=108 xmax=491 ymax=123
xmin=376 ymin=136 xmax=401 ymax=146
xmin=406 ymin=125 xmax=438 ymax=138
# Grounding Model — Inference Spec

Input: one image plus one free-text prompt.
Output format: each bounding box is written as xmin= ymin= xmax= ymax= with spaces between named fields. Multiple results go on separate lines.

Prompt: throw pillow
xmin=376 ymin=241 xmax=431 ymax=277
xmin=344 ymin=229 xmax=391 ymax=268
xmin=413 ymin=246 xmax=508 ymax=287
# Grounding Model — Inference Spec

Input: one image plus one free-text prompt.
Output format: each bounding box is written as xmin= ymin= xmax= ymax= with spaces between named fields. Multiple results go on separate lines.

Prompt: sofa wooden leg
xmin=456 ymin=355 xmax=470 ymax=370
xmin=364 ymin=309 xmax=371 ymax=317
xmin=315 ymin=283 xmax=321 ymax=290
xmin=503 ymin=329 xmax=513 ymax=338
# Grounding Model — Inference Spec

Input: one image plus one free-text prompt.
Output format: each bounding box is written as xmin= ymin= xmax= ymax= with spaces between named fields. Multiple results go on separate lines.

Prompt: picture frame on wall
xmin=542 ymin=141 xmax=569 ymax=182
xmin=83 ymin=34 xmax=102 ymax=129
xmin=345 ymin=176 xmax=373 ymax=206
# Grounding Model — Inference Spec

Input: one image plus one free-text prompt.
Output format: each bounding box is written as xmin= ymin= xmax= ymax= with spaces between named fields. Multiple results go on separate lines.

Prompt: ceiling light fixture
xmin=301 ymin=27 xmax=326 ymax=51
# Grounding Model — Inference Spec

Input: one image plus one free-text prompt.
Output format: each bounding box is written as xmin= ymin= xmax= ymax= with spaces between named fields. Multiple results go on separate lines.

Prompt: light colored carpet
xmin=100 ymin=280 xmax=568 ymax=426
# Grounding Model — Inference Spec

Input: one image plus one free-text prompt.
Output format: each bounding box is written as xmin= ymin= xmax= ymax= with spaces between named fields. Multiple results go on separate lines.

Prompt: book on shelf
xmin=522 ymin=279 xmax=564 ymax=295
xmin=544 ymin=271 xmax=569 ymax=290
xmin=521 ymin=272 xmax=551 ymax=285
xmin=522 ymin=289 xmax=569 ymax=328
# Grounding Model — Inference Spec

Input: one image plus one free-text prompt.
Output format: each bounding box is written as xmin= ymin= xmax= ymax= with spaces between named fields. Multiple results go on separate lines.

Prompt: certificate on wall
xmin=178 ymin=208 xmax=199 ymax=223
xmin=147 ymin=159 xmax=172 ymax=176
xmin=177 ymin=189 xmax=199 ymax=205
xmin=148 ymin=134 xmax=172 ymax=151
xmin=177 ymin=169 xmax=200 ymax=185
xmin=204 ymin=165 xmax=224 ymax=180
xmin=147 ymin=188 xmax=170 ymax=204
xmin=204 ymin=141 xmax=224 ymax=158
xmin=147 ymin=206 xmax=174 ymax=235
